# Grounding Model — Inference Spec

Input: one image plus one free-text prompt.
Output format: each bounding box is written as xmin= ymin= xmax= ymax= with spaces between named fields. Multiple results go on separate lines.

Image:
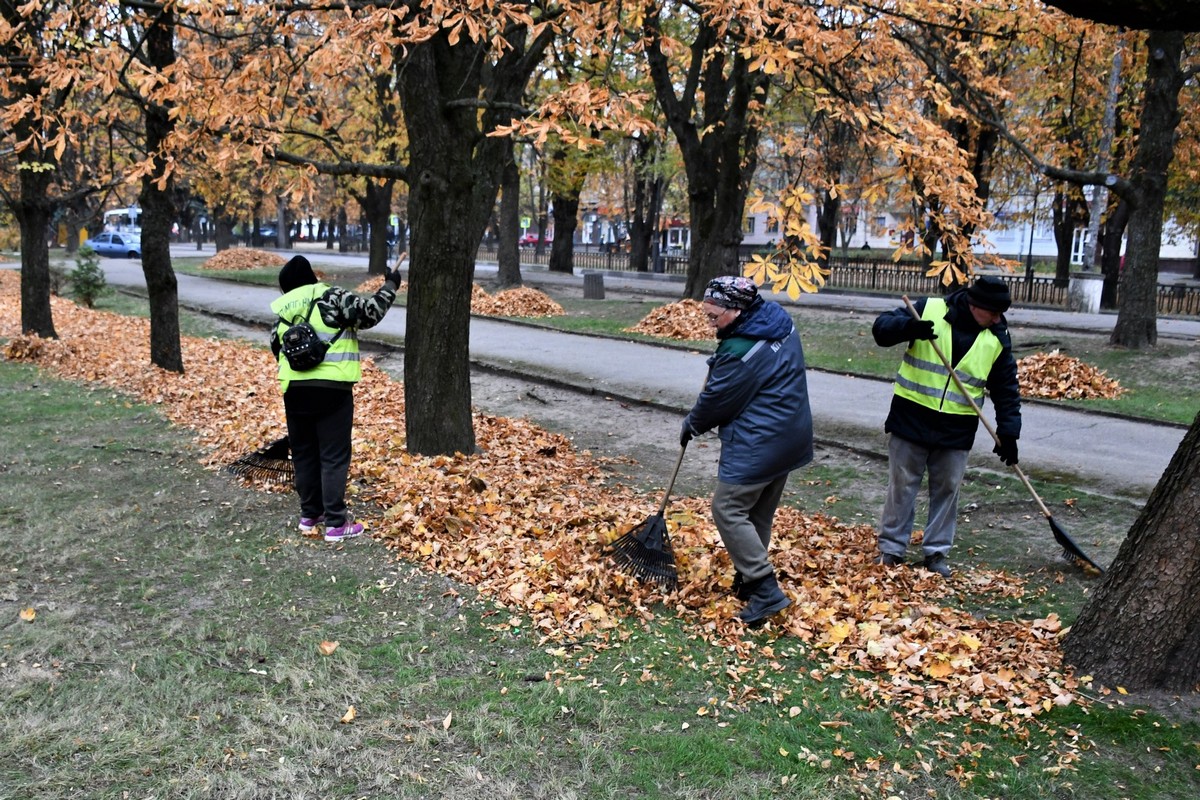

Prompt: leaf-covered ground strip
xmin=0 ymin=270 xmax=1143 ymax=786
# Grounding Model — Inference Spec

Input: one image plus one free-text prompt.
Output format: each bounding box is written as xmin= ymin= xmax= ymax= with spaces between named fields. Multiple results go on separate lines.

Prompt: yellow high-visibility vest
xmin=893 ymin=298 xmax=1001 ymax=415
xmin=271 ymin=284 xmax=360 ymax=393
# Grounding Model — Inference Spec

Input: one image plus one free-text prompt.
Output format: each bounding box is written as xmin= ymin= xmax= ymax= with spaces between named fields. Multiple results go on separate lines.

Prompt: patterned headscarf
xmin=703 ymin=275 xmax=759 ymax=310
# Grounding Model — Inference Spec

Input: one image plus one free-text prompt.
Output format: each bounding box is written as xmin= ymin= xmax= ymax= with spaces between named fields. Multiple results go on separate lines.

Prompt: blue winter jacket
xmin=683 ymin=297 xmax=814 ymax=484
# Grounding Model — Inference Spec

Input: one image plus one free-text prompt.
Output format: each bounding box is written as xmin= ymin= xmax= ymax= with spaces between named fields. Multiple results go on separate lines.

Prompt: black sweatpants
xmin=284 ymin=385 xmax=354 ymax=527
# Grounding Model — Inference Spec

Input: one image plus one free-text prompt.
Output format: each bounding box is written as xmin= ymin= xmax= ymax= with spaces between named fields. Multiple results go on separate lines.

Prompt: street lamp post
xmin=1024 ymin=183 xmax=1041 ymax=302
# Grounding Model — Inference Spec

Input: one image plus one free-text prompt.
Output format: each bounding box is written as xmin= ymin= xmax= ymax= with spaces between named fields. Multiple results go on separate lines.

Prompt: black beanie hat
xmin=279 ymin=255 xmax=318 ymax=293
xmin=967 ymin=276 xmax=1011 ymax=312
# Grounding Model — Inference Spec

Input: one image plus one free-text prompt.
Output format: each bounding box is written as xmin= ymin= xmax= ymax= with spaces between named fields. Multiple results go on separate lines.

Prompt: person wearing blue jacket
xmin=681 ymin=276 xmax=814 ymax=627
xmin=872 ymin=276 xmax=1022 ymax=577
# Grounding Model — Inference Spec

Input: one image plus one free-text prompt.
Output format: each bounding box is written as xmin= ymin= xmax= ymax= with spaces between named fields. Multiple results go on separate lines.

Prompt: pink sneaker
xmin=299 ymin=515 xmax=325 ymax=533
xmin=324 ymin=521 xmax=363 ymax=543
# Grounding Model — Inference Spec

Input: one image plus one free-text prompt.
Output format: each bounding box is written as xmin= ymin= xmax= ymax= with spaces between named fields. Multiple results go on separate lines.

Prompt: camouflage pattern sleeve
xmin=317 ymin=283 xmax=398 ymax=330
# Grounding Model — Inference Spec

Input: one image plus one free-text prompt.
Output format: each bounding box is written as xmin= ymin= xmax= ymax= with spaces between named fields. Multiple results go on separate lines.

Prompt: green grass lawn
xmin=3 ymin=291 xmax=1199 ymax=798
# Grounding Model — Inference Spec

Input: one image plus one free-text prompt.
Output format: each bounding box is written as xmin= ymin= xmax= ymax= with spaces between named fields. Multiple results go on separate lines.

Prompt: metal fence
xmin=479 ymin=246 xmax=1200 ymax=317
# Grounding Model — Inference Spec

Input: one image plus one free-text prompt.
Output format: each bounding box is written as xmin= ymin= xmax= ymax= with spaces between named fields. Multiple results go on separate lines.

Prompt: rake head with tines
xmin=225 ymin=436 xmax=294 ymax=484
xmin=607 ymin=444 xmax=685 ymax=592
xmin=608 ymin=512 xmax=678 ymax=591
xmin=1049 ymin=515 xmax=1105 ymax=574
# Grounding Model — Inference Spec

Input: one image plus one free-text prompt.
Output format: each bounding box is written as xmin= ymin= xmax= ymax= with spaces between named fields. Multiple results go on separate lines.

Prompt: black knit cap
xmin=967 ymin=276 xmax=1011 ymax=312
xmin=279 ymin=255 xmax=318 ymax=293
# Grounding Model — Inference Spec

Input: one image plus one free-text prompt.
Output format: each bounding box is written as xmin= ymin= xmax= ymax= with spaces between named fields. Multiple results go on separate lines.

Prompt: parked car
xmin=519 ymin=232 xmax=552 ymax=246
xmin=83 ymin=231 xmax=142 ymax=259
xmin=252 ymin=225 xmax=279 ymax=247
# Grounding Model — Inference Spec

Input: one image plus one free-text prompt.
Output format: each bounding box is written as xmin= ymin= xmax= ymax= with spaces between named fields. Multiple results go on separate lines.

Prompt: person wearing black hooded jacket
xmin=872 ymin=276 xmax=1022 ymax=577
xmin=681 ymin=276 xmax=814 ymax=627
xmin=270 ymin=254 xmax=403 ymax=543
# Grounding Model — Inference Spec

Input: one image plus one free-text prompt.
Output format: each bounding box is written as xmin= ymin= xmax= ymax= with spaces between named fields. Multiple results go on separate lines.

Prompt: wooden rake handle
xmin=656 ymin=442 xmax=687 ymax=516
xmin=900 ymin=296 xmax=1053 ymax=520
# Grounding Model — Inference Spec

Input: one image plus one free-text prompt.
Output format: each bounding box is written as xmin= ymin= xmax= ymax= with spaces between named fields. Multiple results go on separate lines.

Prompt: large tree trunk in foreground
xmin=1111 ymin=30 xmax=1185 ymax=349
xmin=397 ymin=26 xmax=549 ymax=456
xmin=1062 ymin=410 xmax=1200 ymax=691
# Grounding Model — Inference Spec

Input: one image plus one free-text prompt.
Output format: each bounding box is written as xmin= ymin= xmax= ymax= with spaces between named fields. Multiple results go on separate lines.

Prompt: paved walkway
xmin=31 ymin=244 xmax=1199 ymax=499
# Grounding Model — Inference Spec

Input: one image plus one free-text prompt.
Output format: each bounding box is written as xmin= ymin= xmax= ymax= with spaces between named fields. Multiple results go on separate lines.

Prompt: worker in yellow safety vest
xmin=269 ymin=254 xmax=404 ymax=543
xmin=870 ymin=276 xmax=1022 ymax=577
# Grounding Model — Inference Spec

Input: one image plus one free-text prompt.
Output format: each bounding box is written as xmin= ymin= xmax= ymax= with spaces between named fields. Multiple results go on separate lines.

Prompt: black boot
xmin=738 ymin=572 xmax=790 ymax=627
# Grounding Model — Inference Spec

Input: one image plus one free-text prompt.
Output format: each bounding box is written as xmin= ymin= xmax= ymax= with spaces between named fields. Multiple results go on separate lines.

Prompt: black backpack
xmin=278 ymin=292 xmax=343 ymax=371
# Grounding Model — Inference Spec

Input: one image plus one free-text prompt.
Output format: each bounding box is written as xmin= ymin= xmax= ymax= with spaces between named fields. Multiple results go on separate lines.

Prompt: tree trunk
xmin=1099 ymin=197 xmax=1130 ymax=309
xmin=627 ymin=180 xmax=660 ymax=273
xmin=274 ymin=197 xmax=290 ymax=249
xmin=627 ymin=135 xmax=663 ymax=273
xmin=214 ymin=211 xmax=236 ymax=252
xmin=360 ymin=180 xmax=395 ymax=276
xmin=336 ymin=206 xmax=349 ymax=253
xmin=548 ymin=193 xmax=579 ymax=276
xmin=1062 ymin=410 xmax=1200 ymax=691
xmin=396 ymin=23 xmax=549 ymax=456
xmin=815 ymin=190 xmax=840 ymax=272
xmin=496 ymin=146 xmax=523 ymax=288
xmin=16 ymin=186 xmax=57 ymax=339
xmin=137 ymin=7 xmax=183 ymax=373
xmin=1111 ymin=30 xmax=1185 ymax=349
xmin=546 ymin=143 xmax=587 ymax=275
xmin=6 ymin=3 xmax=58 ymax=340
xmin=684 ymin=199 xmax=745 ymax=298
xmin=1051 ymin=187 xmax=1087 ymax=287
xmin=644 ymin=11 xmax=765 ymax=300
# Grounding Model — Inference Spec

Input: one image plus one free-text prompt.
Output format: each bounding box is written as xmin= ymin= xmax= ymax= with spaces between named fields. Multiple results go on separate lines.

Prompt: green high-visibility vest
xmin=271 ymin=284 xmax=360 ymax=393
xmin=893 ymin=298 xmax=1001 ymax=415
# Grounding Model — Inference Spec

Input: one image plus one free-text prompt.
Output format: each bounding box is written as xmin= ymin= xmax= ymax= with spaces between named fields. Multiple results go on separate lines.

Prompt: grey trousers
xmin=877 ymin=434 xmax=969 ymax=558
xmin=712 ymin=475 xmax=789 ymax=582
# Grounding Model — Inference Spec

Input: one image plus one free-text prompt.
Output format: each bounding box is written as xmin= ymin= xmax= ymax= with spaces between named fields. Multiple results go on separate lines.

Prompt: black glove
xmin=993 ymin=436 xmax=1018 ymax=466
xmin=906 ymin=318 xmax=937 ymax=341
xmin=384 ymin=251 xmax=407 ymax=287
xmin=680 ymin=420 xmax=696 ymax=448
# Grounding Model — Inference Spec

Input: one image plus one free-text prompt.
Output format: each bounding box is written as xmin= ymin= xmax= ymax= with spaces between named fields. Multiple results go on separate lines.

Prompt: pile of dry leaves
xmin=471 ymin=284 xmax=564 ymax=317
xmin=0 ymin=269 xmax=1087 ymax=764
xmin=624 ymin=299 xmax=713 ymax=341
xmin=1018 ymin=350 xmax=1126 ymax=400
xmin=201 ymin=248 xmax=287 ymax=271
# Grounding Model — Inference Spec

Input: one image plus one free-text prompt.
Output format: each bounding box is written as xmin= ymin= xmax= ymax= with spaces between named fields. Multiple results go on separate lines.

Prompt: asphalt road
xmin=32 ymin=244 xmax=1197 ymax=500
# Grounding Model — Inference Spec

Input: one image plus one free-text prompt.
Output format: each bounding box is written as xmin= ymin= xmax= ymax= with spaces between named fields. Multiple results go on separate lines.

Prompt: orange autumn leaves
xmin=624 ymin=299 xmax=714 ymax=341
xmin=0 ymin=269 xmax=1082 ymax=735
xmin=1017 ymin=350 xmax=1126 ymax=400
xmin=201 ymin=248 xmax=287 ymax=271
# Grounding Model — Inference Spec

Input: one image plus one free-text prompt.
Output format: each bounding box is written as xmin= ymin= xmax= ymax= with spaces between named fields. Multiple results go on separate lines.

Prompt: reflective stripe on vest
xmin=892 ymin=298 xmax=1001 ymax=415
xmin=270 ymin=284 xmax=361 ymax=391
